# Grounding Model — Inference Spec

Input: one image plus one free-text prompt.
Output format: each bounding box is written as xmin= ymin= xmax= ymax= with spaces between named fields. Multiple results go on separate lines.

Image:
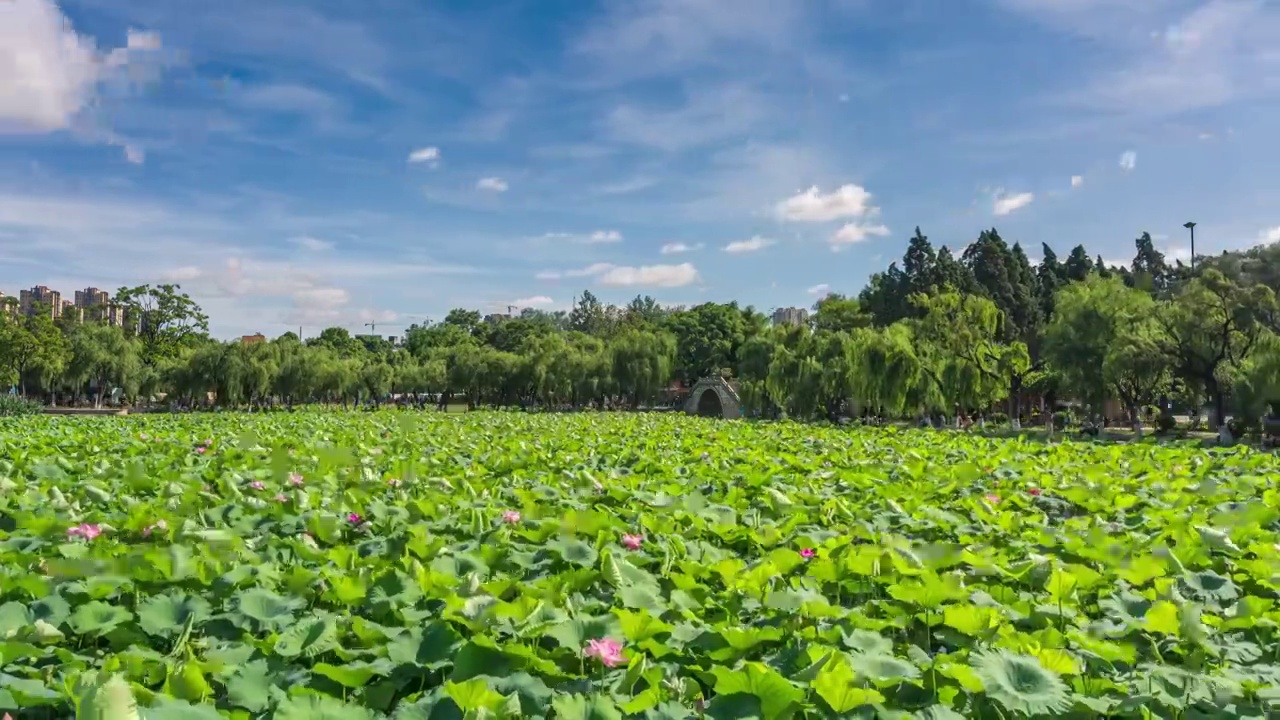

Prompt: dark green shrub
xmin=1154 ymin=413 xmax=1177 ymax=434
xmin=0 ymin=395 xmax=44 ymax=417
xmin=988 ymin=412 xmax=1010 ymax=425
xmin=1051 ymin=411 xmax=1072 ymax=431
xmin=1227 ymin=416 xmax=1254 ymax=439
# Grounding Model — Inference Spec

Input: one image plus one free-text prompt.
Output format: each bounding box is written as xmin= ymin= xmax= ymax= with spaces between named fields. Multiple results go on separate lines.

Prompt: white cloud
xmin=408 ymin=146 xmax=440 ymax=164
xmin=124 ymin=144 xmax=146 ymax=165
xmin=605 ymin=84 xmax=768 ymax=152
xmin=1119 ymin=150 xmax=1137 ymax=171
xmin=535 ymin=262 xmax=617 ymax=281
xmin=0 ymin=0 xmax=106 ymax=133
xmin=1070 ymin=175 xmax=1084 ymax=188
xmin=1260 ymin=226 xmax=1280 ymax=244
xmin=235 ymin=84 xmax=337 ymax=115
xmin=993 ymin=191 xmax=1035 ymax=216
xmin=477 ymin=177 xmax=509 ymax=192
xmin=999 ymin=0 xmax=1278 ymax=119
xmin=597 ymin=263 xmax=698 ymax=288
xmin=776 ymin=184 xmax=877 ymax=222
xmin=293 ymin=286 xmax=350 ymax=309
xmin=126 ymin=29 xmax=163 ymax=51
xmin=722 ymin=236 xmax=774 ymax=254
xmin=588 ymin=229 xmax=623 ymax=243
xmin=537 ymin=261 xmax=698 ymax=287
xmin=160 ymin=266 xmax=203 ymax=281
xmin=290 ymin=236 xmax=334 ymax=252
xmin=512 ymin=295 xmax=554 ymax=307
xmin=534 ymin=230 xmax=624 ymax=245
xmin=0 ymin=0 xmax=166 ymax=135
xmin=829 ymin=222 xmax=890 ymax=248
xmin=807 ymin=283 xmax=831 ymax=296
xmin=660 ymin=242 xmax=701 ymax=254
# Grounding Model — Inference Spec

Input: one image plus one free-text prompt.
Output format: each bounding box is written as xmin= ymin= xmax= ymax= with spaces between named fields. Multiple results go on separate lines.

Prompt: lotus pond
xmin=0 ymin=411 xmax=1278 ymax=719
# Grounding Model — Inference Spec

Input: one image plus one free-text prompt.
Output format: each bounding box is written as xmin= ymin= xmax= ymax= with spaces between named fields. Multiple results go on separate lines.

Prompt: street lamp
xmin=1183 ymin=221 xmax=1196 ymax=272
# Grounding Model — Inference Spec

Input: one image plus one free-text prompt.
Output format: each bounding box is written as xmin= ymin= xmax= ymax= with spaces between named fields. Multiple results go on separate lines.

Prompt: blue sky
xmin=3 ymin=0 xmax=1280 ymax=338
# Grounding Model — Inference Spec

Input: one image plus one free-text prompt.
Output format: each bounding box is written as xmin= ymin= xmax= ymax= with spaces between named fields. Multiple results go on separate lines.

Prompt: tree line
xmin=5 ymin=229 xmax=1280 ymax=431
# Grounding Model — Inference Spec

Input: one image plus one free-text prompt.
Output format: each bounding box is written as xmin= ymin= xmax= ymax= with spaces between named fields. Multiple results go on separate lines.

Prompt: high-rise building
xmin=74 ymin=287 xmax=124 ymax=327
xmin=0 ymin=292 xmax=16 ymax=320
xmin=770 ymin=306 xmax=809 ymax=327
xmin=19 ymin=286 xmax=61 ymax=319
xmin=75 ymin=287 xmax=109 ymax=308
xmin=105 ymin=304 xmax=126 ymax=327
xmin=61 ymin=300 xmax=83 ymax=323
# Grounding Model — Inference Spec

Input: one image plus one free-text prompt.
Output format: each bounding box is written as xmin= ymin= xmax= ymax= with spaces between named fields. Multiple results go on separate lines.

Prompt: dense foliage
xmin=7 ymin=232 xmax=1280 ymax=426
xmin=1 ymin=411 xmax=1278 ymax=718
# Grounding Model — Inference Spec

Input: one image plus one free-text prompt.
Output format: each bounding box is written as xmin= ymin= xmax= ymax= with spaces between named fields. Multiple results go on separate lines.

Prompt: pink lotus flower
xmin=1027 ymin=487 xmax=1041 ymax=496
xmin=288 ymin=473 xmax=304 ymax=487
xmin=195 ymin=446 xmax=206 ymax=455
xmin=67 ymin=523 xmax=102 ymax=541
xmin=142 ymin=519 xmax=167 ymax=537
xmin=347 ymin=512 xmax=362 ymax=525
xmin=583 ymin=637 xmax=627 ymax=668
xmin=139 ymin=433 xmax=149 ymax=441
xmin=502 ymin=510 xmax=521 ymax=524
xmin=274 ymin=493 xmax=288 ymax=503
xmin=621 ymin=534 xmax=643 ymax=550
xmin=248 ymin=481 xmax=265 ymax=491
xmin=984 ymin=494 xmax=1000 ymax=504
xmin=800 ymin=548 xmax=815 ymax=559
xmin=387 ymin=478 xmax=402 ymax=488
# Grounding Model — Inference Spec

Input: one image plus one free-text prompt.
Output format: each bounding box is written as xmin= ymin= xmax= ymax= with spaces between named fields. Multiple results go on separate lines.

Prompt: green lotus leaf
xmin=1182 ymin=570 xmax=1239 ymax=603
xmin=273 ymin=693 xmax=376 ymax=720
xmin=971 ymin=649 xmax=1070 ymax=716
xmin=137 ymin=593 xmax=212 ymax=638
xmin=312 ymin=661 xmax=382 ymax=688
xmin=552 ymin=693 xmax=624 ymax=720
xmin=69 ymin=601 xmax=134 ymax=637
xmin=273 ymin=615 xmax=340 ymax=658
xmin=709 ymin=663 xmax=804 ymax=720
xmin=77 ymin=674 xmax=139 ymax=720
xmin=223 ymin=660 xmax=278 ymax=712
xmin=230 ymin=588 xmax=303 ymax=631
xmin=812 ymin=658 xmax=884 ymax=712
xmin=841 ymin=628 xmax=894 ymax=655
xmin=847 ymin=653 xmax=921 ymax=684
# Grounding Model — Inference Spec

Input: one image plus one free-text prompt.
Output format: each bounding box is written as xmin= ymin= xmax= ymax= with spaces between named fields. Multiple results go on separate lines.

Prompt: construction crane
xmin=364 ymin=321 xmax=403 ymax=334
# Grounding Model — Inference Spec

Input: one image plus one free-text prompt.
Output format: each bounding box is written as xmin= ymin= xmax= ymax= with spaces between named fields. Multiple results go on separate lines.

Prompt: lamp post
xmin=1183 ymin=221 xmax=1196 ymax=272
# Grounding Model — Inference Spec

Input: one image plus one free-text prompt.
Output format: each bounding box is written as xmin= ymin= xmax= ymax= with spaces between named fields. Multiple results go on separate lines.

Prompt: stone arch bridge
xmin=683 ymin=376 xmax=743 ymax=419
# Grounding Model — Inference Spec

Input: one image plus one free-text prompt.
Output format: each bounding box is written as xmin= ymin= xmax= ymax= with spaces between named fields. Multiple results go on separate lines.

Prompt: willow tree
xmin=910 ymin=291 xmax=1018 ymax=417
xmin=849 ymin=325 xmax=923 ymax=418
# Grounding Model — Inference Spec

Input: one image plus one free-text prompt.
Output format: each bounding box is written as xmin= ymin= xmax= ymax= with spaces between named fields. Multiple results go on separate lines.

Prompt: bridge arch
xmin=683 ymin=376 xmax=742 ymax=419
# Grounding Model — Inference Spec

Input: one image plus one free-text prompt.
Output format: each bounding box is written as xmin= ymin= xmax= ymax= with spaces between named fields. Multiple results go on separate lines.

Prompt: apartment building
xmin=770 ymin=306 xmax=809 ymax=327
xmin=74 ymin=286 xmax=125 ymax=327
xmin=19 ymin=286 xmax=61 ymax=319
xmin=61 ymin=300 xmax=83 ymax=323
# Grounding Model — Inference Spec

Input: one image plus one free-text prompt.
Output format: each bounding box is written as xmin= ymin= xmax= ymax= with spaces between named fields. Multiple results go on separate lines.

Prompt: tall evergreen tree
xmin=1063 ymin=245 xmax=1094 ymax=282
